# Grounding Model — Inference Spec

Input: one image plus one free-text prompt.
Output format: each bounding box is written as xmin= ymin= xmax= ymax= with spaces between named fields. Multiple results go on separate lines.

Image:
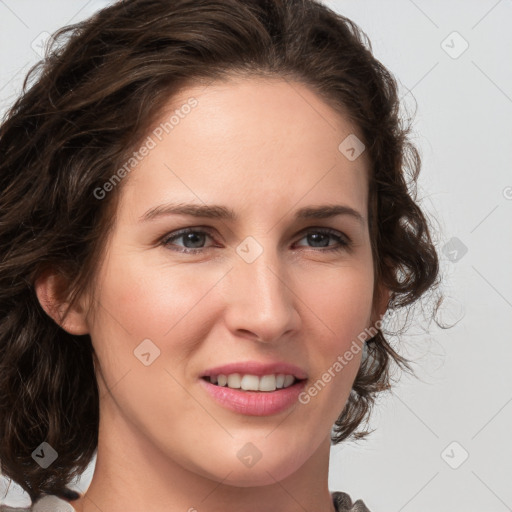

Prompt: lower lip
xmin=199 ymin=378 xmax=307 ymax=416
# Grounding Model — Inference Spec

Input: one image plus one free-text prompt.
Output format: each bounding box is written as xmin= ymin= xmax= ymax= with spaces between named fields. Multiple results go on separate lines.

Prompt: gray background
xmin=1 ymin=1 xmax=511 ymax=511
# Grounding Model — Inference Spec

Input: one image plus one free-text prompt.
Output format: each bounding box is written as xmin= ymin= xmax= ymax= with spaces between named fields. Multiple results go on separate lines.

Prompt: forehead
xmin=119 ymin=76 xmax=370 ymax=222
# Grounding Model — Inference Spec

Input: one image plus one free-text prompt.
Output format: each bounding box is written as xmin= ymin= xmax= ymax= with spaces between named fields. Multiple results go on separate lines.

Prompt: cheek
xmin=298 ymin=261 xmax=375 ymax=343
xmin=86 ymin=252 xmax=231 ymax=396
xmin=95 ymin=253 xmax=224 ymax=342
xmin=295 ymin=263 xmax=373 ymax=406
xmin=86 ymin=253 xmax=220 ymax=424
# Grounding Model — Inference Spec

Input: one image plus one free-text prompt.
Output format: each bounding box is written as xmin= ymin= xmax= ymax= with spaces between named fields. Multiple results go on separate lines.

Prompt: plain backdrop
xmin=1 ymin=1 xmax=511 ymax=511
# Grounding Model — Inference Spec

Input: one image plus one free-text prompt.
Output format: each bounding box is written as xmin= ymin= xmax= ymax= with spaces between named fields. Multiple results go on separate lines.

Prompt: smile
xmin=202 ymin=373 xmax=299 ymax=392
xmin=199 ymin=376 xmax=307 ymax=416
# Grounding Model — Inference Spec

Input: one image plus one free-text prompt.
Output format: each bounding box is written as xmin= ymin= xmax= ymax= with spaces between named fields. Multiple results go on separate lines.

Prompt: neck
xmin=71 ymin=391 xmax=337 ymax=512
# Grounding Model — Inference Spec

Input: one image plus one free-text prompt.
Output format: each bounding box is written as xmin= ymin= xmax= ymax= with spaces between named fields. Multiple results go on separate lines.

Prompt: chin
xmin=222 ymin=465 xmax=300 ymax=487
xmin=215 ymin=449 xmax=306 ymax=487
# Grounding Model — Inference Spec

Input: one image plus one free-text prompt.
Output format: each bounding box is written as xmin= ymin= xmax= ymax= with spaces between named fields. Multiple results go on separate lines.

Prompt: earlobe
xmin=372 ymin=281 xmax=391 ymax=325
xmin=34 ymin=270 xmax=89 ymax=335
xmin=361 ymin=284 xmax=390 ymax=344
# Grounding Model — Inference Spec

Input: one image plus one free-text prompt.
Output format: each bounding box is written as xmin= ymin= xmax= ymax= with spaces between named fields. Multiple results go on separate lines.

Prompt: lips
xmin=199 ymin=360 xmax=308 ymax=416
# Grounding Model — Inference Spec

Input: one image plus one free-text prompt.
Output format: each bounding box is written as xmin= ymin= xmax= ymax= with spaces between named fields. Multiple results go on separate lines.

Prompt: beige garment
xmin=1 ymin=490 xmax=371 ymax=511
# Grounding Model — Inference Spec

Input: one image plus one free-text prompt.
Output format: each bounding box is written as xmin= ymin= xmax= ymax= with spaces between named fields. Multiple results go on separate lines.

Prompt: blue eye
xmin=161 ymin=228 xmax=351 ymax=254
xmin=295 ymin=229 xmax=350 ymax=251
xmin=161 ymin=228 xmax=215 ymax=253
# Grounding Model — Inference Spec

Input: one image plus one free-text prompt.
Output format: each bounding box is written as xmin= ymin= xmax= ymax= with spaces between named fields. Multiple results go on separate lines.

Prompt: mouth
xmin=201 ymin=373 xmax=306 ymax=392
xmin=199 ymin=361 xmax=308 ymax=415
xmin=199 ymin=373 xmax=308 ymax=416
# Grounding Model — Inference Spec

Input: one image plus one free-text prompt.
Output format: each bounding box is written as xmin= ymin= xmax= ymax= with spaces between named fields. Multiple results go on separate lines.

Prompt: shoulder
xmin=0 ymin=495 xmax=76 ymax=512
xmin=332 ymin=490 xmax=372 ymax=512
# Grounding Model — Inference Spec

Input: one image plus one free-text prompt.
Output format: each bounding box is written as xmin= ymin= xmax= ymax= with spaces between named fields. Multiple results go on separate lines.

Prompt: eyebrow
xmin=139 ymin=202 xmax=365 ymax=225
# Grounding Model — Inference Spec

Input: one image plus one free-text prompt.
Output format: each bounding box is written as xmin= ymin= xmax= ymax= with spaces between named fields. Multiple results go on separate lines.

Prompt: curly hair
xmin=0 ymin=0 xmax=442 ymax=503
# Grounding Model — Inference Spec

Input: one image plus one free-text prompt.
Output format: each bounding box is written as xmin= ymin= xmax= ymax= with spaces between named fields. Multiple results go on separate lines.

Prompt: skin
xmin=36 ymin=76 xmax=389 ymax=512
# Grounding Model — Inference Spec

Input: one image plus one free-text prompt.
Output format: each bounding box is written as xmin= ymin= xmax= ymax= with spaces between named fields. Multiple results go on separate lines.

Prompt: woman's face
xmin=82 ymin=77 xmax=384 ymax=486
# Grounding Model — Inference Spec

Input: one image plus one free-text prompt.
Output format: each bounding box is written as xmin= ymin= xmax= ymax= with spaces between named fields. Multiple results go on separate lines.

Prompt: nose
xmin=221 ymin=245 xmax=301 ymax=344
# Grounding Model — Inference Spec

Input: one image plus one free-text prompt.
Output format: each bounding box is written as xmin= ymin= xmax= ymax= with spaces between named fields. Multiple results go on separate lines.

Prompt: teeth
xmin=283 ymin=375 xmax=295 ymax=387
xmin=241 ymin=374 xmax=259 ymax=391
xmin=258 ymin=375 xmax=276 ymax=392
xmin=227 ymin=374 xmax=241 ymax=388
xmin=209 ymin=373 xmax=298 ymax=392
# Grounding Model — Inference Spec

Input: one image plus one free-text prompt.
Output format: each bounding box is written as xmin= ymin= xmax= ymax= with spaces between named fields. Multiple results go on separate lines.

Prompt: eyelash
xmin=160 ymin=227 xmax=351 ymax=254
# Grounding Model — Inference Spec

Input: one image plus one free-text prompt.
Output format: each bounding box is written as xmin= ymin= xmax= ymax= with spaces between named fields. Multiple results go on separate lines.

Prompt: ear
xmin=371 ymin=280 xmax=391 ymax=326
xmin=34 ymin=270 xmax=89 ymax=335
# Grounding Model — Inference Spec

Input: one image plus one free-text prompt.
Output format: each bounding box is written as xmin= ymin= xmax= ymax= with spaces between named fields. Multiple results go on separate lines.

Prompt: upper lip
xmin=201 ymin=361 xmax=308 ymax=380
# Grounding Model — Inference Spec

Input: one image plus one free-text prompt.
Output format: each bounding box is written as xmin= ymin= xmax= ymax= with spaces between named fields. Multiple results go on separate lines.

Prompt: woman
xmin=0 ymin=0 xmax=442 ymax=511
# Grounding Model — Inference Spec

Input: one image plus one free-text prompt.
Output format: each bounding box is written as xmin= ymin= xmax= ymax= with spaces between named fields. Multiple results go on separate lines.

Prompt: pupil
xmin=309 ymin=233 xmax=329 ymax=247
xmin=184 ymin=233 xmax=204 ymax=248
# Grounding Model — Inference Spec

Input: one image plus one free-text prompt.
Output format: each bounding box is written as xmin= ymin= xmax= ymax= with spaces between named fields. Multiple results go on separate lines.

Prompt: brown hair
xmin=0 ymin=0 xmax=442 ymax=503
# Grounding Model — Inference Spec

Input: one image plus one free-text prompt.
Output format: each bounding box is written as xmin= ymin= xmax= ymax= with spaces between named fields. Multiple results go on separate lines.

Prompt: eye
xmin=160 ymin=227 xmax=351 ymax=254
xmin=161 ymin=228 xmax=215 ymax=253
xmin=294 ymin=228 xmax=351 ymax=252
